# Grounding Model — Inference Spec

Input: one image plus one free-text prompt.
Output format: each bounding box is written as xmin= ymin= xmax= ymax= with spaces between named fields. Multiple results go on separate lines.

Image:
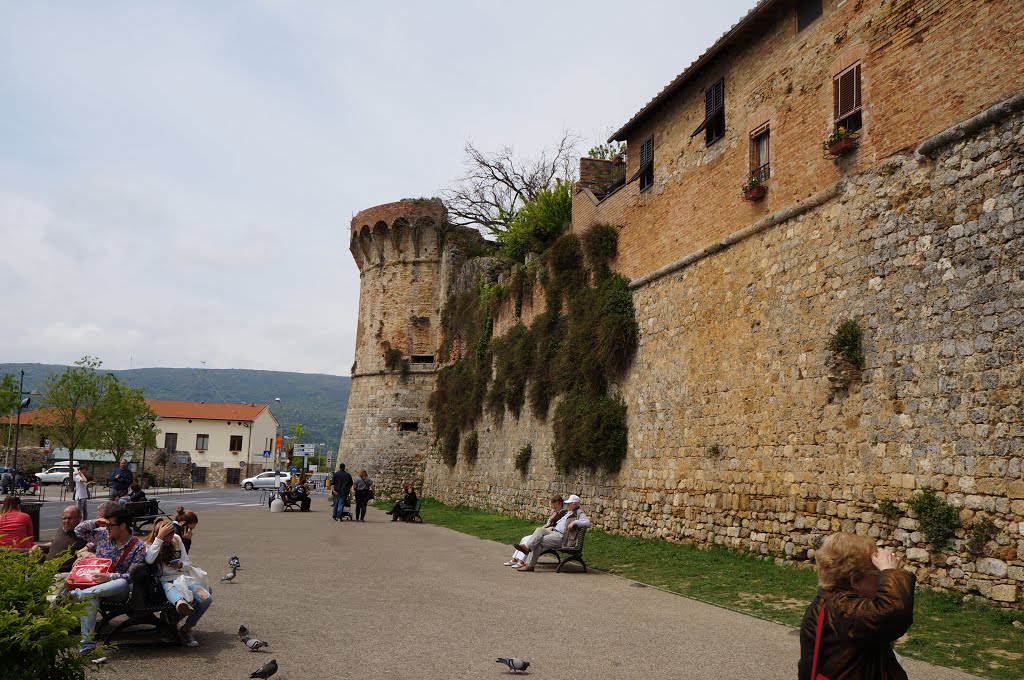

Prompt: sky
xmin=0 ymin=0 xmax=756 ymax=375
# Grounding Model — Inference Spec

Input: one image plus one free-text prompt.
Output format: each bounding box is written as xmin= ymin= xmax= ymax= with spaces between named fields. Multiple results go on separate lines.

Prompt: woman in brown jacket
xmin=798 ymin=532 xmax=915 ymax=680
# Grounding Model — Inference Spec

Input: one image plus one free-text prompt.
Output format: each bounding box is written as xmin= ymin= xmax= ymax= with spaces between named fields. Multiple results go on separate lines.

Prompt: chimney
xmin=578 ymin=157 xmax=626 ymax=197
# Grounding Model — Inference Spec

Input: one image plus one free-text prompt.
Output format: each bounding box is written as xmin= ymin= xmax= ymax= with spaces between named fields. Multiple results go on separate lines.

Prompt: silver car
xmin=241 ymin=471 xmax=291 ymax=490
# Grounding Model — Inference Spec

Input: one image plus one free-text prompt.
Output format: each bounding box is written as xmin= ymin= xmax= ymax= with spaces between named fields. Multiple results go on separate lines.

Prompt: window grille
xmin=750 ymin=124 xmax=770 ymax=182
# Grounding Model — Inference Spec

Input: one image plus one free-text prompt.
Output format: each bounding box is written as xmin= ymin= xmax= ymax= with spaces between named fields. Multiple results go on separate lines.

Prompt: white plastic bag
xmin=187 ymin=565 xmax=210 ymax=591
xmin=171 ymin=575 xmax=194 ymax=604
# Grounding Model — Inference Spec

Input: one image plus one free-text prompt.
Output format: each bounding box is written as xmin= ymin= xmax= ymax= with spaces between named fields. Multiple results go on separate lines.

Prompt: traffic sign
xmin=262 ymin=450 xmax=271 ymax=458
xmin=294 ymin=444 xmax=315 ymax=454
xmin=239 ymin=461 xmax=246 ymax=468
xmin=290 ymin=466 xmax=297 ymax=473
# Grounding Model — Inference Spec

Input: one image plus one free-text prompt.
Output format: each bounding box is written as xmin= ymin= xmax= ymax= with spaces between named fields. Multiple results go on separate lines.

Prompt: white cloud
xmin=0 ymin=0 xmax=756 ymax=374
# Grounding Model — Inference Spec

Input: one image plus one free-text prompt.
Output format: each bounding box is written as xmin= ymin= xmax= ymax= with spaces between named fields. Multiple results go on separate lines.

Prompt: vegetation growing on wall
xmin=827 ymin=319 xmax=865 ymax=368
xmin=429 ymin=217 xmax=638 ymax=473
xmin=515 ymin=444 xmax=532 ymax=475
xmin=498 ymin=180 xmax=573 ymax=262
xmin=464 ymin=431 xmax=479 ymax=466
xmin=908 ymin=488 xmax=960 ymax=548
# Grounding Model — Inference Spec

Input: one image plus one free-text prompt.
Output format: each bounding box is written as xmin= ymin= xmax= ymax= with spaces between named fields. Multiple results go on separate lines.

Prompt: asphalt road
xmin=86 ymin=502 xmax=980 ymax=680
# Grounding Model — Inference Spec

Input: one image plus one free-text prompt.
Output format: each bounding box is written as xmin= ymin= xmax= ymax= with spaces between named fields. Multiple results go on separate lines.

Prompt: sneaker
xmin=181 ymin=631 xmax=199 ymax=647
xmin=176 ymin=600 xmax=194 ymax=616
xmin=79 ymin=643 xmax=96 ymax=655
xmin=503 ymin=560 xmax=517 ymax=566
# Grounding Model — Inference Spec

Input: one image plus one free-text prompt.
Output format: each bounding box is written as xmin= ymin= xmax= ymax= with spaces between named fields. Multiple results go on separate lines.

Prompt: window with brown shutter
xmin=833 ymin=63 xmax=862 ymax=133
xmin=750 ymin=124 xmax=770 ymax=182
xmin=639 ymin=135 xmax=654 ymax=192
xmin=691 ymin=78 xmax=726 ymax=146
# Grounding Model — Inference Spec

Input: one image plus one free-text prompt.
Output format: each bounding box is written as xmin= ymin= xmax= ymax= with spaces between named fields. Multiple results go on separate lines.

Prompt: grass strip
xmin=408 ymin=497 xmax=1024 ymax=680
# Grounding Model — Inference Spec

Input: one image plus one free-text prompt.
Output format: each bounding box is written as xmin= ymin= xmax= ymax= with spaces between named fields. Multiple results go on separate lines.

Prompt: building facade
xmin=147 ymin=400 xmax=278 ymax=487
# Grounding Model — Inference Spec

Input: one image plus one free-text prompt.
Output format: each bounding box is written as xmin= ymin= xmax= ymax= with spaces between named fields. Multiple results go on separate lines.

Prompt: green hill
xmin=0 ymin=363 xmax=350 ymax=449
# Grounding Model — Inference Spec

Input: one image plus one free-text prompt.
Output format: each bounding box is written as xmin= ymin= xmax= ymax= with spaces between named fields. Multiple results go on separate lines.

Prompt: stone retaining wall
xmin=423 ymin=108 xmax=1024 ymax=604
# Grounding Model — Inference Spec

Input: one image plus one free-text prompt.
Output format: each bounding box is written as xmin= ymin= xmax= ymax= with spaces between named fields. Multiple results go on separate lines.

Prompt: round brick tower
xmin=337 ymin=198 xmax=447 ymax=492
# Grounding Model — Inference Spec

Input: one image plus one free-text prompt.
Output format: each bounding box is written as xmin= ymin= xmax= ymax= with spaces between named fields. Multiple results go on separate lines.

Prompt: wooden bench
xmin=537 ymin=528 xmax=589 ymax=573
xmin=125 ymin=500 xmax=170 ymax=536
xmin=96 ymin=562 xmax=185 ymax=646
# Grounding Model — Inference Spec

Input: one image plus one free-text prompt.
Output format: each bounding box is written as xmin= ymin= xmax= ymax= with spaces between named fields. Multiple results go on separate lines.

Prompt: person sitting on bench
xmin=505 ymin=495 xmax=566 ymax=568
xmin=289 ymin=474 xmax=312 ymax=512
xmin=387 ymin=484 xmax=418 ymax=522
xmin=514 ymin=494 xmax=590 ymax=572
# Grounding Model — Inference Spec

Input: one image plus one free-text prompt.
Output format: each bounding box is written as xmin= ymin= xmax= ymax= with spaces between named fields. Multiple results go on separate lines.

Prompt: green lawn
xmin=407 ymin=497 xmax=1024 ymax=680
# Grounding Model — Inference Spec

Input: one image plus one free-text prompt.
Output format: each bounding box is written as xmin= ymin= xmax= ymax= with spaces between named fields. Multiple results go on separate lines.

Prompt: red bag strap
xmin=810 ymin=601 xmax=826 ymax=680
xmin=108 ymin=537 xmax=138 ymax=574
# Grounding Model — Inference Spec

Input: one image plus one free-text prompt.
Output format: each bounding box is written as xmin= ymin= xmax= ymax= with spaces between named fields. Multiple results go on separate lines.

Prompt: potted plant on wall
xmin=823 ymin=126 xmax=859 ymax=157
xmin=741 ymin=171 xmax=767 ymax=201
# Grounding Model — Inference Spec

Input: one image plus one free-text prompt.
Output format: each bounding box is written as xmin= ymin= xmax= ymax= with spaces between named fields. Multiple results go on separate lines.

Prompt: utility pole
xmin=12 ymin=370 xmax=31 ymax=471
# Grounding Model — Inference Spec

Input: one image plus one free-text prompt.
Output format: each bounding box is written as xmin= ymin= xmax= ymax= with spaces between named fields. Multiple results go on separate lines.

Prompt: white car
xmin=241 ymin=471 xmax=291 ymax=490
xmin=38 ymin=463 xmax=82 ymax=486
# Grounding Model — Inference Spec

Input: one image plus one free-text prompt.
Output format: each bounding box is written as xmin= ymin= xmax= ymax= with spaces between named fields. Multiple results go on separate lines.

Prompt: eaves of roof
xmin=610 ymin=0 xmax=784 ymax=142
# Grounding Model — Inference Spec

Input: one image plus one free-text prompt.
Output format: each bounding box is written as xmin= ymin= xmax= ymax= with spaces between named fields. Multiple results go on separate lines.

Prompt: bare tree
xmin=442 ymin=131 xmax=581 ymax=238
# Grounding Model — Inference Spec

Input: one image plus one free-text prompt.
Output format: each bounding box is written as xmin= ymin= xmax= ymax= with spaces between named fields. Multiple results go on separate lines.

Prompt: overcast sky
xmin=0 ymin=0 xmax=755 ymax=375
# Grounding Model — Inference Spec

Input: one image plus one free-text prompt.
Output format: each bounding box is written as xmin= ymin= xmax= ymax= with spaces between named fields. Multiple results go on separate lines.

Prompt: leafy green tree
xmin=41 ymin=356 xmax=113 ymax=469
xmin=0 ymin=372 xmax=18 ymax=416
xmin=498 ymin=180 xmax=573 ymax=261
xmin=97 ymin=379 xmax=158 ymax=462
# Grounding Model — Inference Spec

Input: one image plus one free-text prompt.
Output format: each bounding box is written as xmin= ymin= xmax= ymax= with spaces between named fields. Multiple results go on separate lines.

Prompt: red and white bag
xmin=65 ymin=537 xmax=138 ymax=590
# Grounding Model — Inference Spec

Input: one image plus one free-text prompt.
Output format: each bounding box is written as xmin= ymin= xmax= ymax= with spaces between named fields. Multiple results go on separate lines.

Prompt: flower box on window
xmin=743 ymin=185 xmax=768 ymax=201
xmin=823 ymin=127 xmax=860 ymax=158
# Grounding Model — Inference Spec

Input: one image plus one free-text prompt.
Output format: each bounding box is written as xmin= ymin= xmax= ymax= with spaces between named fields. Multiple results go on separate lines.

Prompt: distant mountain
xmin=0 ymin=363 xmax=351 ymax=449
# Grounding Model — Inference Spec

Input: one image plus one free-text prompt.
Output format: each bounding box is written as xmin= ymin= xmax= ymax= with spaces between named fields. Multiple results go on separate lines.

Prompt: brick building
xmin=344 ymin=0 xmax=1024 ymax=604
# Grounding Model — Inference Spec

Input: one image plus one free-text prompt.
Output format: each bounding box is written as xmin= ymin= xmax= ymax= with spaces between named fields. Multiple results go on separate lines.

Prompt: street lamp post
xmin=12 ymin=370 xmax=32 ymax=472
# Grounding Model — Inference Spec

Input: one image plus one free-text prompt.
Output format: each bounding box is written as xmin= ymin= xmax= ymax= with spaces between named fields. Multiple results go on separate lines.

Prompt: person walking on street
xmin=353 ymin=469 xmax=374 ymax=522
xmin=330 ymin=463 xmax=353 ymax=522
xmin=74 ymin=467 xmax=92 ymax=518
xmin=108 ymin=459 xmax=133 ymax=500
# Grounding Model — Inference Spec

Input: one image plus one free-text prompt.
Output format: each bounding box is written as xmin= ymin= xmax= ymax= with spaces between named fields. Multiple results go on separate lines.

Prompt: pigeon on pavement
xmin=221 ymin=567 xmax=237 ymax=582
xmin=241 ymin=636 xmax=269 ymax=652
xmin=250 ymin=659 xmax=278 ymax=679
xmin=238 ymin=624 xmax=249 ymax=637
xmin=229 ymin=556 xmax=242 ymax=569
xmin=496 ymin=658 xmax=530 ymax=673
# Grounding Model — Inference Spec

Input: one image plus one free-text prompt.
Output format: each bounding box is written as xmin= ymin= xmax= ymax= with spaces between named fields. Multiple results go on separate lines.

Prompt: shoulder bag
xmin=810 ymin=601 xmax=831 ymax=680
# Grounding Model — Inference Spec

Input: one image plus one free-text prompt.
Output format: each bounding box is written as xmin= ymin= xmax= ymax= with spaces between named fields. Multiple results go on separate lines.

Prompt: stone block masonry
xmin=422 ymin=106 xmax=1024 ymax=605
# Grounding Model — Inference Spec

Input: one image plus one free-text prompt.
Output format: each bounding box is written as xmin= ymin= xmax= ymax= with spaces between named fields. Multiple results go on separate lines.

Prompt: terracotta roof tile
xmin=146 ymin=400 xmax=270 ymax=422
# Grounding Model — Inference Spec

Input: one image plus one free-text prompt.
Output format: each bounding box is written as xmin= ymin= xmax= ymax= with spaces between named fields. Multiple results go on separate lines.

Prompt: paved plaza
xmin=90 ymin=501 xmax=979 ymax=680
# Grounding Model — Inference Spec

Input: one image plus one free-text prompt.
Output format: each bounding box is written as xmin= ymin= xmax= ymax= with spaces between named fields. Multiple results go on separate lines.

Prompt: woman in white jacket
xmin=144 ymin=519 xmax=213 ymax=647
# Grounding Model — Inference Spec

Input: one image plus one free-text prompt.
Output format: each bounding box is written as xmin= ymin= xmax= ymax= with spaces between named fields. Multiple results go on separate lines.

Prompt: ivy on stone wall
xmin=429 ymin=224 xmax=638 ymax=473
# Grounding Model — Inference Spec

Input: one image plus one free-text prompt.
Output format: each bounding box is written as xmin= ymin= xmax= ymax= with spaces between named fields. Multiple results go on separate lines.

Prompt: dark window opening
xmin=750 ymin=124 xmax=770 ymax=182
xmin=192 ymin=466 xmax=207 ymax=483
xmin=797 ymin=0 xmax=822 ymax=31
xmin=399 ymin=421 xmax=419 ymax=432
xmin=833 ymin=63 xmax=863 ymax=133
xmin=196 ymin=434 xmax=209 ymax=451
xmin=638 ymin=135 xmax=654 ymax=192
xmin=410 ymin=355 xmax=435 ymax=364
xmin=226 ymin=468 xmax=241 ymax=485
xmin=230 ymin=435 xmax=243 ymax=451
xmin=164 ymin=433 xmax=178 ymax=452
xmin=691 ymin=78 xmax=725 ymax=146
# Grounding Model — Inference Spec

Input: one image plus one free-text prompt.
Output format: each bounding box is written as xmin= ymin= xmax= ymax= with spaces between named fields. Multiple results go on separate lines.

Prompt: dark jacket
xmin=331 ymin=470 xmax=353 ymax=498
xmin=545 ymin=508 xmax=568 ymax=528
xmin=798 ymin=570 xmax=915 ymax=680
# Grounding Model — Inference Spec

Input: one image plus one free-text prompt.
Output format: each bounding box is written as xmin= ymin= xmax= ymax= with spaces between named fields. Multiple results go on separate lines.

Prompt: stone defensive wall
xmin=421 ymin=104 xmax=1024 ymax=604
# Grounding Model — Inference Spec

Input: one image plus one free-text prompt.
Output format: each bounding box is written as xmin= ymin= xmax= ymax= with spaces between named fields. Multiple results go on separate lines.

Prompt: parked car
xmin=37 ymin=462 xmax=82 ymax=486
xmin=241 ymin=471 xmax=291 ymax=490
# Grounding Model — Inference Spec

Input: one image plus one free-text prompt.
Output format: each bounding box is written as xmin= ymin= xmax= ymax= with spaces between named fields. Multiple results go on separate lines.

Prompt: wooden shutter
xmin=834 ymin=64 xmax=861 ymax=121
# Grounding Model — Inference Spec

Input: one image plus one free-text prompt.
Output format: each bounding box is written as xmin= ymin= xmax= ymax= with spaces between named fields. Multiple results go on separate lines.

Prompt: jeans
xmin=75 ymin=578 xmax=130 ymax=648
xmin=161 ymin=580 xmax=213 ymax=628
xmin=355 ymin=490 xmax=371 ymax=521
xmin=332 ymin=495 xmax=348 ymax=520
xmin=76 ymin=498 xmax=89 ymax=519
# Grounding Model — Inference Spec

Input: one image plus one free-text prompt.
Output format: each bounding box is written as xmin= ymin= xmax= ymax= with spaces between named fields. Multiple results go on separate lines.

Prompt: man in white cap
xmin=515 ymin=494 xmax=591 ymax=572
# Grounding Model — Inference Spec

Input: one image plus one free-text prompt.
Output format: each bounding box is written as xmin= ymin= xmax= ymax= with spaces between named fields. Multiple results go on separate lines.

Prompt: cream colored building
xmin=147 ymin=400 xmax=278 ymax=488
